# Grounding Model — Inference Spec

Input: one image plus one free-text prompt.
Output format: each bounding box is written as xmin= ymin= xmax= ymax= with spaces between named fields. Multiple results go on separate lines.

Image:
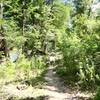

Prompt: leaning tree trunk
xmin=0 ymin=1 xmax=7 ymax=57
xmin=22 ymin=0 xmax=26 ymax=36
xmin=21 ymin=0 xmax=26 ymax=53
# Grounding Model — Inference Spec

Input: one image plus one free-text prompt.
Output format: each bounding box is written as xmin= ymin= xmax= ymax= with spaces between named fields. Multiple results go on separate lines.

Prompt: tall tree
xmin=0 ymin=0 xmax=7 ymax=57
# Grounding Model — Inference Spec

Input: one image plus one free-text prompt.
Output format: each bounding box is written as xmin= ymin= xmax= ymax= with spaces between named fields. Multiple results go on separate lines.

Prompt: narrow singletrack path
xmin=43 ymin=65 xmax=72 ymax=100
xmin=1 ymin=54 xmax=93 ymax=100
xmin=42 ymin=65 xmax=92 ymax=100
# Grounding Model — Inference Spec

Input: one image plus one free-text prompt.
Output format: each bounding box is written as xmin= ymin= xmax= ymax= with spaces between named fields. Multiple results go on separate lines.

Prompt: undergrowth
xmin=0 ymin=54 xmax=46 ymax=85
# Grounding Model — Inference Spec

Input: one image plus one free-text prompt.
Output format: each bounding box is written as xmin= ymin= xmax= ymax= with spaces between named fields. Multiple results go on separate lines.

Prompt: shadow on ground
xmin=7 ymin=96 xmax=48 ymax=100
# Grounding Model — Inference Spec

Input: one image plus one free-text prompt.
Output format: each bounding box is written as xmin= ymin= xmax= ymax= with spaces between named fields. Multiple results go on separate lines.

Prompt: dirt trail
xmin=42 ymin=65 xmax=92 ymax=100
xmin=43 ymin=65 xmax=72 ymax=100
xmin=1 ymin=55 xmax=93 ymax=100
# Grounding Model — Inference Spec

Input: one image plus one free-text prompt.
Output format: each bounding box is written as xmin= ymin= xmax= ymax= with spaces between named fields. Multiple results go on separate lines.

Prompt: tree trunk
xmin=22 ymin=0 xmax=25 ymax=35
xmin=0 ymin=1 xmax=7 ymax=57
xmin=22 ymin=0 xmax=26 ymax=53
xmin=0 ymin=1 xmax=3 ymax=30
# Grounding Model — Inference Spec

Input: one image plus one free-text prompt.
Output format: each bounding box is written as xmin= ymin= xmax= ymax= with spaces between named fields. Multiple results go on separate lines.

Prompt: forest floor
xmin=0 ymin=64 xmax=93 ymax=100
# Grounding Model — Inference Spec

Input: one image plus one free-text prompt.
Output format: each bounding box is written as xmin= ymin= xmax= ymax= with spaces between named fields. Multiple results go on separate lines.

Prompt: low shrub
xmin=0 ymin=54 xmax=46 ymax=84
xmin=94 ymin=88 xmax=100 ymax=100
xmin=58 ymin=33 xmax=100 ymax=87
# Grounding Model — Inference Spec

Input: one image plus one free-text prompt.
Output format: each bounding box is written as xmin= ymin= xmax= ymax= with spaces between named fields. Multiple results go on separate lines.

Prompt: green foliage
xmin=59 ymin=30 xmax=100 ymax=86
xmin=31 ymin=56 xmax=46 ymax=70
xmin=55 ymin=0 xmax=100 ymax=88
xmin=0 ymin=0 xmax=100 ymax=92
xmin=0 ymin=51 xmax=4 ymax=58
xmin=0 ymin=60 xmax=16 ymax=82
xmin=0 ymin=54 xmax=46 ymax=83
xmin=94 ymin=88 xmax=100 ymax=100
